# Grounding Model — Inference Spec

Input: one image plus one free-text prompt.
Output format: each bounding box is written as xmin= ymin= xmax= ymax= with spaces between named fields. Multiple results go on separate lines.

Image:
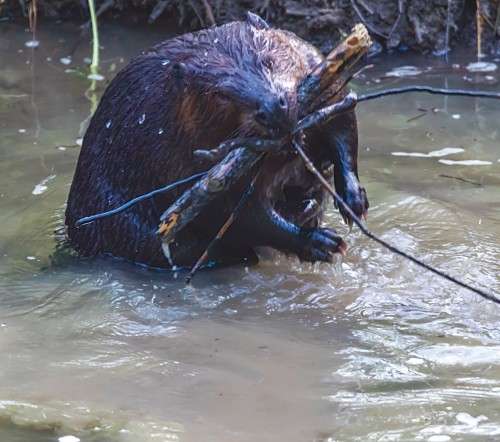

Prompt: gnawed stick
xmin=297 ymin=23 xmax=371 ymax=114
xmin=291 ymin=139 xmax=500 ymax=304
xmin=158 ymin=147 xmax=265 ymax=244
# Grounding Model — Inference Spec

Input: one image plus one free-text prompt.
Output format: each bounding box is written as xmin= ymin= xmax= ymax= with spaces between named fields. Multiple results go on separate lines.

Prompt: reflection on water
xmin=0 ymin=20 xmax=499 ymax=442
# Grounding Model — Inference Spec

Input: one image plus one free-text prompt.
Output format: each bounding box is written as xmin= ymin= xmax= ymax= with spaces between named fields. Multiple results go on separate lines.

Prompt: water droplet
xmin=451 ymin=114 xmax=461 ymax=120
xmin=161 ymin=59 xmax=170 ymax=66
xmin=18 ymin=128 xmax=26 ymax=133
xmin=59 ymin=56 xmax=72 ymax=65
xmin=158 ymin=128 xmax=164 ymax=134
xmin=106 ymin=120 xmax=112 ymax=129
xmin=138 ymin=113 xmax=146 ymax=125
xmin=214 ymin=38 xmax=219 ymax=44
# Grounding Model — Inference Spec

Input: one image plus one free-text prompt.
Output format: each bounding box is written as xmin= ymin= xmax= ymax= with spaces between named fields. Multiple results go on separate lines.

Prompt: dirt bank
xmin=1 ymin=0 xmax=499 ymax=55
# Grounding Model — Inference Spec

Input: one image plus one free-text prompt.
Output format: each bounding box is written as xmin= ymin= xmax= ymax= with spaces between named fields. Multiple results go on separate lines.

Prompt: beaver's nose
xmin=255 ymin=94 xmax=292 ymax=138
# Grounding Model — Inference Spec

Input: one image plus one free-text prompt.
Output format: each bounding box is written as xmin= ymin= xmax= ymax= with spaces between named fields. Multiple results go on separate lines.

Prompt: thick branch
xmin=158 ymin=147 xmax=264 ymax=244
xmin=297 ymin=23 xmax=371 ymax=114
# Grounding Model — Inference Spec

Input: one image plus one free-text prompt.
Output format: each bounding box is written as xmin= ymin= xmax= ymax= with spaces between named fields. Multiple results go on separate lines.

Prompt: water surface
xmin=1 ymin=21 xmax=499 ymax=442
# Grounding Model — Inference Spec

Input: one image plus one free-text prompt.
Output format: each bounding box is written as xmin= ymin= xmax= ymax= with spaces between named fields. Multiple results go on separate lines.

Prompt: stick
xmin=75 ymin=172 xmax=206 ymax=227
xmin=185 ymin=171 xmax=261 ymax=284
xmin=294 ymin=92 xmax=358 ymax=133
xmin=297 ymin=23 xmax=372 ymax=114
xmin=158 ymin=147 xmax=264 ymax=244
xmin=193 ymin=137 xmax=283 ymax=162
xmin=291 ymin=139 xmax=500 ymax=304
xmin=358 ymin=86 xmax=500 ymax=101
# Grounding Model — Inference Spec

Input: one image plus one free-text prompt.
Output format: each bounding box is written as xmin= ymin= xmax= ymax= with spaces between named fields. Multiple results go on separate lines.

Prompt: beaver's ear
xmin=246 ymin=11 xmax=270 ymax=29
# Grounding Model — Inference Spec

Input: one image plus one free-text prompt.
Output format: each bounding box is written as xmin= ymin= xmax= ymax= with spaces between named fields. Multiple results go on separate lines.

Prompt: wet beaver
xmin=65 ymin=12 xmax=368 ymax=269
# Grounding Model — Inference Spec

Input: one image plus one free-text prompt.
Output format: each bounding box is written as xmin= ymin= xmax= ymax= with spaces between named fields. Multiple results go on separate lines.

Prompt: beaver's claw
xmin=337 ymin=185 xmax=369 ymax=227
xmin=297 ymin=227 xmax=347 ymax=263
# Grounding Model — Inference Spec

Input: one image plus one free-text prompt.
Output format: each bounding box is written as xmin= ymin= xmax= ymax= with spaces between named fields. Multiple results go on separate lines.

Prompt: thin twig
xmin=476 ymin=0 xmax=483 ymax=59
xmin=439 ymin=174 xmax=482 ymax=186
xmin=444 ymin=0 xmax=451 ymax=61
xmin=75 ymin=172 xmax=206 ymax=227
xmin=295 ymin=92 xmax=357 ymax=133
xmin=200 ymin=0 xmax=216 ymax=26
xmin=350 ymin=0 xmax=388 ymax=39
xmin=406 ymin=111 xmax=427 ymax=122
xmin=358 ymin=86 xmax=500 ymax=101
xmin=388 ymin=0 xmax=405 ymax=39
xmin=496 ymin=1 xmax=500 ymax=36
xmin=292 ymin=139 xmax=499 ymax=305
xmin=185 ymin=171 xmax=261 ymax=284
xmin=148 ymin=0 xmax=170 ymax=23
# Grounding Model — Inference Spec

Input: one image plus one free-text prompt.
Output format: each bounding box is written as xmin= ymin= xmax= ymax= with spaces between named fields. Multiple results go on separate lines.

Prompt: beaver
xmin=65 ymin=12 xmax=368 ymax=269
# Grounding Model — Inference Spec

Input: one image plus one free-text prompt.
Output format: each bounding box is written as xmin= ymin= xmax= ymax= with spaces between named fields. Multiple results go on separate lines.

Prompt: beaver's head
xmin=170 ymin=17 xmax=313 ymax=143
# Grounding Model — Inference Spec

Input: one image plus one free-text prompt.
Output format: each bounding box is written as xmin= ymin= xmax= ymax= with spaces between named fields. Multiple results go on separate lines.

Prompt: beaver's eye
xmin=215 ymin=91 xmax=232 ymax=104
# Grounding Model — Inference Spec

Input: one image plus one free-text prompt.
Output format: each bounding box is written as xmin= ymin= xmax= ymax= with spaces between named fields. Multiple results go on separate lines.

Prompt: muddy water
xmin=1 ymin=21 xmax=499 ymax=442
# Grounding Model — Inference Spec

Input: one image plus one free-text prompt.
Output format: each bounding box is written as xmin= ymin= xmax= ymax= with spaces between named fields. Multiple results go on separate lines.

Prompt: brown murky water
xmin=0 ymin=20 xmax=499 ymax=442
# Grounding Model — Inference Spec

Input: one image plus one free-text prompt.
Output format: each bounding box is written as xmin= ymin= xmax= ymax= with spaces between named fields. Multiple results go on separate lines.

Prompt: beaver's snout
xmin=254 ymin=93 xmax=294 ymax=138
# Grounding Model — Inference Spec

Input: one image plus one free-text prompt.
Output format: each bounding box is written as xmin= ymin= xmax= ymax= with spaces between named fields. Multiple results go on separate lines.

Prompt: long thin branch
xmin=185 ymin=171 xmax=261 ymax=284
xmin=358 ymin=86 xmax=500 ymax=101
xmin=291 ymin=139 xmax=500 ymax=305
xmin=75 ymin=172 xmax=206 ymax=227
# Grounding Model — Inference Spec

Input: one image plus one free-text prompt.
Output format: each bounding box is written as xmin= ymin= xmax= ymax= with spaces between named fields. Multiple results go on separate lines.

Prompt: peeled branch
xmin=158 ymin=147 xmax=264 ymax=244
xmin=297 ymin=23 xmax=372 ymax=114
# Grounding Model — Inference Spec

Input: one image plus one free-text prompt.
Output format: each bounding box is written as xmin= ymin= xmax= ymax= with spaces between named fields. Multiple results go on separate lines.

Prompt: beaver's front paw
xmin=297 ymin=227 xmax=347 ymax=263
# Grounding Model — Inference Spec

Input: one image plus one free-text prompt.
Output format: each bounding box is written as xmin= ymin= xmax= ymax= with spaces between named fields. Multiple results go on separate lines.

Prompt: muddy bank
xmin=1 ymin=1 xmax=500 ymax=56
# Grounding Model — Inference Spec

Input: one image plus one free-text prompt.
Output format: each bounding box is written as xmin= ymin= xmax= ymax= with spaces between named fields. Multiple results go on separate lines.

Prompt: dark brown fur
xmin=65 ymin=14 xmax=368 ymax=268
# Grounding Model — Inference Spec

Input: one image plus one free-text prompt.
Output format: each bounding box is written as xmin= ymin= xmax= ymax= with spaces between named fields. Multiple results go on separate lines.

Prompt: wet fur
xmin=65 ymin=17 xmax=367 ymax=268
